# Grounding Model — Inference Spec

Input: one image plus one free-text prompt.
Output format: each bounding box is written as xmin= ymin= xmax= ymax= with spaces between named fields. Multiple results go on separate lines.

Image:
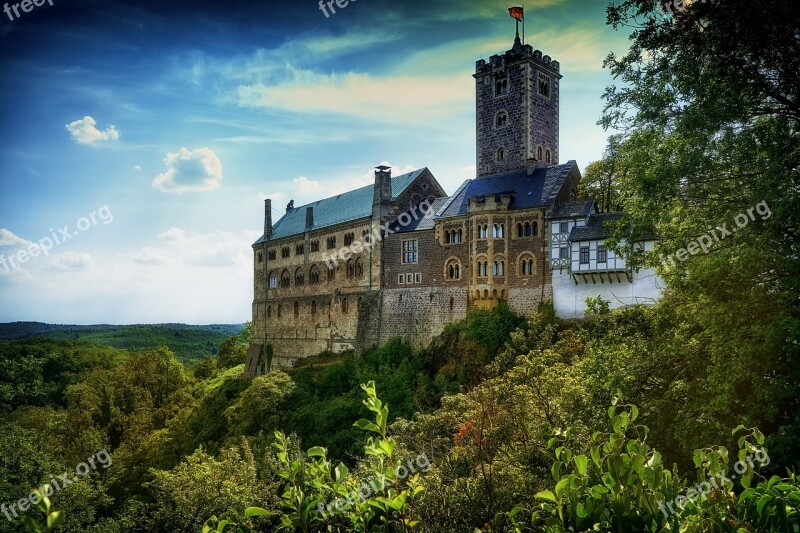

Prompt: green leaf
xmin=575 ymin=455 xmax=589 ymax=476
xmin=46 ymin=510 xmax=64 ymax=529
xmin=756 ymin=494 xmax=772 ymax=517
xmin=353 ymin=419 xmax=381 ymax=434
xmin=307 ymin=446 xmax=327 ymax=458
xmin=244 ymin=507 xmax=274 ymax=518
xmin=535 ymin=490 xmax=557 ymax=503
xmin=590 ymin=446 xmax=601 ymax=469
xmin=555 ymin=477 xmax=570 ymax=498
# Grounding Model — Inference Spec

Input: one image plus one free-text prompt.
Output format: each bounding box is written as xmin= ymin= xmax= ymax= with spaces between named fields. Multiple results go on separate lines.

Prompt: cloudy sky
xmin=0 ymin=0 xmax=630 ymax=324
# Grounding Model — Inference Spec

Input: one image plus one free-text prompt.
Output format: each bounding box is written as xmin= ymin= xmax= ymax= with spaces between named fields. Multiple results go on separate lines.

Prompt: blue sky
xmin=0 ymin=0 xmax=630 ymax=324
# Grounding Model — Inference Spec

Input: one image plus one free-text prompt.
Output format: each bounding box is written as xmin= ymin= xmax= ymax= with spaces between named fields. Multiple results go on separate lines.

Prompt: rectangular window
xmin=559 ymin=222 xmax=568 ymax=234
xmin=597 ymin=245 xmax=607 ymax=263
xmin=406 ymin=274 xmax=413 ymax=284
xmin=398 ymin=274 xmax=404 ymax=284
xmin=401 ymin=240 xmax=418 ymax=264
xmin=415 ymin=273 xmax=422 ymax=283
xmin=559 ymin=246 xmax=569 ymax=259
xmin=580 ymin=247 xmax=590 ymax=264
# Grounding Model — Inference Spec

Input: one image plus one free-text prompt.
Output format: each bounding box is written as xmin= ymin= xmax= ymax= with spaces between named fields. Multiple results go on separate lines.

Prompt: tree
xmin=578 ymin=135 xmax=625 ymax=213
xmin=599 ymin=0 xmax=800 ymax=466
xmin=224 ymin=371 xmax=295 ymax=436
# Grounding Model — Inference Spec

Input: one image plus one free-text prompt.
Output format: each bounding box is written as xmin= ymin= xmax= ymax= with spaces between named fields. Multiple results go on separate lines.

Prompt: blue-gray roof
xmin=389 ymin=197 xmax=449 ymax=233
xmin=436 ymin=161 xmax=578 ymax=218
xmin=569 ymin=212 xmax=623 ymax=242
xmin=255 ymin=168 xmax=428 ymax=243
xmin=548 ymin=200 xmax=595 ymax=219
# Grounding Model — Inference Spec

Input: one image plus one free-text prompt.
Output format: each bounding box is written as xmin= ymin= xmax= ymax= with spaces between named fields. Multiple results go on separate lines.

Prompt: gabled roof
xmin=569 ymin=212 xmax=623 ymax=242
xmin=547 ymin=200 xmax=595 ymax=220
xmin=389 ymin=197 xmax=449 ymax=233
xmin=436 ymin=161 xmax=578 ymax=218
xmin=255 ymin=168 xmax=428 ymax=243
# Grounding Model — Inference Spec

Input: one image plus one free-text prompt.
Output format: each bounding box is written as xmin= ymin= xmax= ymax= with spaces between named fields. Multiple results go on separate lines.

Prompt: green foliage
xmin=20 ymin=485 xmax=63 ymax=533
xmin=148 ymin=440 xmax=264 ymax=533
xmin=224 ymin=371 xmax=295 ymax=436
xmin=528 ymin=402 xmax=800 ymax=532
xmin=232 ymin=381 xmax=425 ymax=532
xmin=217 ymin=323 xmax=252 ymax=369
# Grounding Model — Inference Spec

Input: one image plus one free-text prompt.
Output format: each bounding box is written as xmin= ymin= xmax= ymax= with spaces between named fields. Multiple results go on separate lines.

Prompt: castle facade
xmin=245 ymin=32 xmax=661 ymax=374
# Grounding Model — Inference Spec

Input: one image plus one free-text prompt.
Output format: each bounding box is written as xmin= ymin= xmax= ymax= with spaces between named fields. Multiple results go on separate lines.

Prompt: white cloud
xmin=237 ymin=70 xmax=472 ymax=124
xmin=46 ymin=252 xmax=94 ymax=272
xmin=152 ymin=147 xmax=223 ymax=193
xmin=0 ymin=228 xmax=34 ymax=251
xmin=65 ymin=116 xmax=120 ymax=145
xmin=134 ymin=165 xmax=141 ymax=171
xmin=292 ymin=176 xmax=321 ymax=196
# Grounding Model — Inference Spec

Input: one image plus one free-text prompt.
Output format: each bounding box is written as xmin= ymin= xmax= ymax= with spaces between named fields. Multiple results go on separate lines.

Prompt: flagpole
xmin=522 ymin=4 xmax=525 ymax=46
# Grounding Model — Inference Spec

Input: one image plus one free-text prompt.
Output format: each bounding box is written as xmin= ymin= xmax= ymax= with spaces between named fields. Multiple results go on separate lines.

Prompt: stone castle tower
xmin=475 ymin=35 xmax=561 ymax=177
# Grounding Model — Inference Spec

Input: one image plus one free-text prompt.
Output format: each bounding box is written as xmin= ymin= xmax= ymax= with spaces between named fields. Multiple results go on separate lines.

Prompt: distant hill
xmin=0 ymin=322 xmax=245 ymax=363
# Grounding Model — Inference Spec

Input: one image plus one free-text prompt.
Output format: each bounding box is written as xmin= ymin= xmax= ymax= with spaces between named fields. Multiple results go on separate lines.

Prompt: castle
xmin=244 ymin=26 xmax=661 ymax=374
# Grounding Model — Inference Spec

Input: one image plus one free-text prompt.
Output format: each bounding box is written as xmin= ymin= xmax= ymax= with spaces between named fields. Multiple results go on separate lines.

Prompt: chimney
xmin=305 ymin=206 xmax=314 ymax=229
xmin=526 ymin=157 xmax=539 ymax=176
xmin=264 ymin=199 xmax=273 ymax=238
xmin=372 ymin=165 xmax=393 ymax=222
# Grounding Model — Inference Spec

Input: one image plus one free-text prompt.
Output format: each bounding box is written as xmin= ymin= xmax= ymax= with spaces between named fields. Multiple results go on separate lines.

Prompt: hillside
xmin=0 ymin=322 xmax=244 ymax=363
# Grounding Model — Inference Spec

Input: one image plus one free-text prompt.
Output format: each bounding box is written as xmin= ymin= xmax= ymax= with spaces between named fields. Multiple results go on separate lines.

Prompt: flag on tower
xmin=508 ymin=6 xmax=524 ymax=21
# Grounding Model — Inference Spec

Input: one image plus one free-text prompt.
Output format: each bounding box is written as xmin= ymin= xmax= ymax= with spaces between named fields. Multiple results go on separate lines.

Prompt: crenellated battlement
xmin=475 ymin=44 xmax=560 ymax=76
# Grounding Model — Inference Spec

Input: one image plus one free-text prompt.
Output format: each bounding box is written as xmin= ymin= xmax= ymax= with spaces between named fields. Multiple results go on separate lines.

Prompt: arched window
xmin=327 ymin=266 xmax=335 ymax=282
xmin=293 ymin=301 xmax=299 ymax=317
xmin=479 ymin=224 xmax=489 ymax=239
xmin=493 ymin=223 xmax=504 ymax=238
xmin=347 ymin=259 xmax=355 ymax=279
xmin=268 ymin=272 xmax=278 ymax=289
xmin=310 ymin=265 xmax=320 ymax=285
xmin=477 ymin=259 xmax=488 ymax=277
xmin=519 ymin=255 xmax=536 ymax=276
xmin=495 ymin=111 xmax=508 ymax=128
xmin=493 ymin=259 xmax=505 ymax=276
xmin=457 ymin=229 xmax=463 ymax=242
xmin=280 ymin=270 xmax=290 ymax=288
xmin=537 ymin=146 xmax=543 ymax=160
xmin=355 ymin=258 xmax=364 ymax=277
xmin=545 ymin=149 xmax=551 ymax=164
xmin=497 ymin=147 xmax=505 ymax=162
xmin=532 ymin=221 xmax=538 ymax=236
xmin=295 ymin=268 xmax=304 ymax=286
xmin=446 ymin=259 xmax=461 ymax=280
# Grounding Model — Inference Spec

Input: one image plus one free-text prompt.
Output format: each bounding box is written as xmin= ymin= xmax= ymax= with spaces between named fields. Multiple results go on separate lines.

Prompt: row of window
xmin=496 ymin=146 xmax=552 ymax=164
xmin=398 ymin=273 xmax=423 ymax=284
xmin=557 ymin=245 xmax=607 ymax=264
xmin=267 ymin=297 xmax=360 ymax=318
xmin=259 ymin=230 xmax=374 ymax=264
xmin=493 ymin=72 xmax=550 ymax=98
xmin=268 ymin=259 xmax=364 ymax=289
xmin=444 ymin=255 xmax=536 ymax=280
